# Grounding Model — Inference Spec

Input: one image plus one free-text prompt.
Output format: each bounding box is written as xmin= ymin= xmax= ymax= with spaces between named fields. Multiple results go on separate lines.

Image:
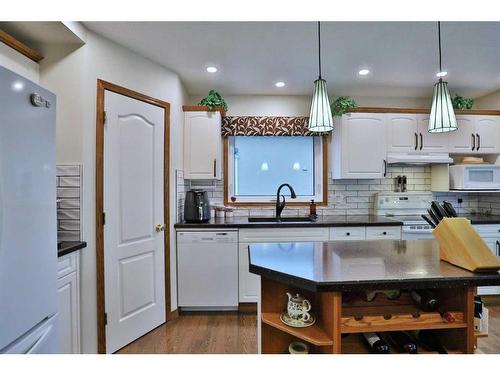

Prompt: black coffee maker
xmin=184 ymin=190 xmax=211 ymax=222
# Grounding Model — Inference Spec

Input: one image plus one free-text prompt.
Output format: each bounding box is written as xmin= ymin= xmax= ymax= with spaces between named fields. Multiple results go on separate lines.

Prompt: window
xmin=226 ymin=136 xmax=325 ymax=204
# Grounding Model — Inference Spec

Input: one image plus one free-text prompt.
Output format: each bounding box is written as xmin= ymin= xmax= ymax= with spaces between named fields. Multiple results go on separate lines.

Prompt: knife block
xmin=433 ymin=217 xmax=500 ymax=272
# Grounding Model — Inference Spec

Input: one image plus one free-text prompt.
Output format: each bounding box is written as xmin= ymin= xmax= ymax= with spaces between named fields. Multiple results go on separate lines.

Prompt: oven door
xmin=402 ymin=226 xmax=435 ymax=240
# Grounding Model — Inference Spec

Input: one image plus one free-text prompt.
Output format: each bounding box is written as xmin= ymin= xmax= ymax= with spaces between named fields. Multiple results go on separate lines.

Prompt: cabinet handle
xmin=419 ymin=133 xmax=423 ymax=150
xmin=213 ymin=159 xmax=217 ymax=177
xmin=477 ymin=133 xmax=480 ymax=151
xmin=471 ymin=134 xmax=476 ymax=151
xmin=383 ymin=159 xmax=387 ymax=177
xmin=346 ymin=232 xmax=350 ymax=236
xmin=414 ymin=132 xmax=418 ymax=150
xmin=383 ymin=231 xmax=387 ymax=235
xmin=496 ymin=240 xmax=499 ymax=257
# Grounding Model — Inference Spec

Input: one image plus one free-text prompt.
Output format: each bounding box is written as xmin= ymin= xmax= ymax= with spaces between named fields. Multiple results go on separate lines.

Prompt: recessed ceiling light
xmin=358 ymin=69 xmax=370 ymax=76
xmin=275 ymin=81 xmax=286 ymax=88
xmin=206 ymin=66 xmax=217 ymax=73
xmin=436 ymin=71 xmax=448 ymax=78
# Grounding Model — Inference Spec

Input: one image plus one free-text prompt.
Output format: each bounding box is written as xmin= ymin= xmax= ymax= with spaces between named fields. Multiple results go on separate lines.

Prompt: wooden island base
xmin=260 ymin=277 xmax=475 ymax=354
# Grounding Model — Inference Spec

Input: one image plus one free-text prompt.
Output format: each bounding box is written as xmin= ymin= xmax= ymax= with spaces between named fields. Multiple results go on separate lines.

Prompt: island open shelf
xmin=249 ymin=240 xmax=500 ymax=354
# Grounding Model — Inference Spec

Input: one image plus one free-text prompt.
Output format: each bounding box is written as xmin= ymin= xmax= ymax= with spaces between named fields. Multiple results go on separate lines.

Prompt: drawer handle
xmin=383 ymin=314 xmax=392 ymax=320
xmin=382 ymin=231 xmax=387 ymax=235
xmin=346 ymin=232 xmax=350 ymax=236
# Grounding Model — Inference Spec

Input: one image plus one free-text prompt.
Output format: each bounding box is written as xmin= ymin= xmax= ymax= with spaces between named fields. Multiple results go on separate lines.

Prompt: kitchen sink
xmin=248 ymin=216 xmax=317 ymax=223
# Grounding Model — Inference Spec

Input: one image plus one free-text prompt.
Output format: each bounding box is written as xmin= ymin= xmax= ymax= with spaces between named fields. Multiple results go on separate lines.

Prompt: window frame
xmin=223 ymin=136 xmax=328 ymax=206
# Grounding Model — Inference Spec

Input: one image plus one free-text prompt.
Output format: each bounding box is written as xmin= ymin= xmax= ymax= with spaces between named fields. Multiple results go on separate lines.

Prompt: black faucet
xmin=276 ymin=183 xmax=297 ymax=219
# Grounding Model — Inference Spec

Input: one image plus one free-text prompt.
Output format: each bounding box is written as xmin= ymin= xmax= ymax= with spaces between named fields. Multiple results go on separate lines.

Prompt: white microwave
xmin=450 ymin=164 xmax=500 ymax=190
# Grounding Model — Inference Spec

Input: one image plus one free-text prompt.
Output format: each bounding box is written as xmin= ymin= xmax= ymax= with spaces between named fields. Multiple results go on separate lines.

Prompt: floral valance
xmin=221 ymin=116 xmax=329 ymax=136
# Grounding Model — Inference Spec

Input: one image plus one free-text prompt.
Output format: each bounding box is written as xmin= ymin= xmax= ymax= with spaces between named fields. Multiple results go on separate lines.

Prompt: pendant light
xmin=308 ymin=21 xmax=334 ymax=132
xmin=428 ymin=21 xmax=457 ymax=133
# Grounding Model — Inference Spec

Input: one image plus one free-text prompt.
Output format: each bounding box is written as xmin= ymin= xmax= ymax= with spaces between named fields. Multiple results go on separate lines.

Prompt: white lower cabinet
xmin=365 ymin=226 xmax=402 ymax=240
xmin=57 ymin=251 xmax=80 ymax=354
xmin=473 ymin=225 xmax=500 ymax=295
xmin=238 ymin=228 xmax=329 ymax=303
xmin=329 ymin=225 xmax=401 ymax=241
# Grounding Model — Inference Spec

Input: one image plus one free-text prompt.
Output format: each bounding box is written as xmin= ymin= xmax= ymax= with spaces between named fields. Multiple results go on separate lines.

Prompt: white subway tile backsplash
xmin=59 ymin=176 xmax=80 ymax=187
xmin=56 ymin=164 xmax=82 ymax=241
xmin=56 ymin=165 xmax=80 ymax=176
xmin=179 ymin=165 xmax=483 ymax=220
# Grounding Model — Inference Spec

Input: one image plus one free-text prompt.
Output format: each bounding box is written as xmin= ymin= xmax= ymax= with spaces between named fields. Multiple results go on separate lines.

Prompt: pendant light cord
xmin=438 ymin=21 xmax=443 ymax=73
xmin=318 ymin=21 xmax=322 ymax=79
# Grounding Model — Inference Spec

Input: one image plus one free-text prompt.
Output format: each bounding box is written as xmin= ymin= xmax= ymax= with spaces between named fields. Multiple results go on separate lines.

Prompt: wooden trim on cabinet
xmin=182 ymin=105 xmax=226 ymax=117
xmin=347 ymin=107 xmax=500 ymax=116
xmin=95 ymin=79 xmax=171 ymax=354
xmin=238 ymin=302 xmax=258 ymax=314
xmin=223 ymin=137 xmax=328 ymax=207
xmin=0 ymin=29 xmax=43 ymax=62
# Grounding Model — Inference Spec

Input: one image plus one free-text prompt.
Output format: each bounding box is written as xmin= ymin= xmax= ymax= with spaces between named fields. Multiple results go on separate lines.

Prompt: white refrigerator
xmin=0 ymin=65 xmax=59 ymax=353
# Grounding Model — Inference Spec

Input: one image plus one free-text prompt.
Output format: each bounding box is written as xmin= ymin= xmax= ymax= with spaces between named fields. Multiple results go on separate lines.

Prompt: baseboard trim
xmin=238 ymin=302 xmax=257 ymax=314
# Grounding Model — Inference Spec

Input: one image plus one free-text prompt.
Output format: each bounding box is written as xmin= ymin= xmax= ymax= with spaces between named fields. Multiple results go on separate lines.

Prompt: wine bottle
xmin=439 ymin=309 xmax=456 ymax=323
xmin=386 ymin=331 xmax=418 ymax=354
xmin=362 ymin=332 xmax=390 ymax=354
xmin=417 ymin=330 xmax=448 ymax=354
xmin=410 ymin=290 xmax=439 ymax=311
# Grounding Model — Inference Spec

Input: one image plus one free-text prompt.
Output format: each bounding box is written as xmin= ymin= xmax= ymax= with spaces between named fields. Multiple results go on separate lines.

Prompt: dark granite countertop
xmin=248 ymin=240 xmax=500 ymax=292
xmin=58 ymin=241 xmax=87 ymax=257
xmin=463 ymin=214 xmax=500 ymax=225
xmin=174 ymin=215 xmax=402 ymax=229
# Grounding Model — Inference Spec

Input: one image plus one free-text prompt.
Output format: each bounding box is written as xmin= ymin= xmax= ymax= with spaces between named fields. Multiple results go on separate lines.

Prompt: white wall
xmin=475 ymin=89 xmax=500 ymax=109
xmin=0 ymin=42 xmax=39 ymax=82
xmin=40 ymin=29 xmax=188 ymax=354
xmin=189 ymin=94 xmax=431 ymax=116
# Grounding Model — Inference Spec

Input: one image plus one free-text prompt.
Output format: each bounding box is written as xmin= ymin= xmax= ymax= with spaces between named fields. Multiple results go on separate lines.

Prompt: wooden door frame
xmin=95 ymin=79 xmax=171 ymax=354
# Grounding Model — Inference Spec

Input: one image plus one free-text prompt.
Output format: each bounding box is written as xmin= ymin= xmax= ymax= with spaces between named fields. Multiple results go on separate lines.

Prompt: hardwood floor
xmin=117 ymin=312 xmax=257 ymax=354
xmin=117 ymin=306 xmax=500 ymax=354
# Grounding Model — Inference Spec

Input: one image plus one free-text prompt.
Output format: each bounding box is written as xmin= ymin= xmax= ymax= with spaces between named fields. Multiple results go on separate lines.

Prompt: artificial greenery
xmin=198 ymin=89 xmax=228 ymax=111
xmin=330 ymin=96 xmax=357 ymax=116
xmin=451 ymin=95 xmax=474 ymax=110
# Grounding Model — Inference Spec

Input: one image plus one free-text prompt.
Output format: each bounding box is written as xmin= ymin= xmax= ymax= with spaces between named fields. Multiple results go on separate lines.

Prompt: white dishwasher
xmin=177 ymin=230 xmax=238 ymax=310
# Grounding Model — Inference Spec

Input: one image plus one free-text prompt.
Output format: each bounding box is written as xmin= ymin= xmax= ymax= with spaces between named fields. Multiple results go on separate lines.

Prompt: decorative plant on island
xmin=451 ymin=94 xmax=474 ymax=110
xmin=198 ymin=89 xmax=228 ymax=112
xmin=330 ymin=96 xmax=357 ymax=116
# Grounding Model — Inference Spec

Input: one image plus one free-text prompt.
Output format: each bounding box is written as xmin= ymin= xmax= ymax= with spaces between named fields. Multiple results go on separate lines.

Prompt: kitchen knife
xmin=431 ymin=201 xmax=448 ymax=220
xmin=421 ymin=214 xmax=436 ymax=229
xmin=442 ymin=201 xmax=458 ymax=217
xmin=427 ymin=208 xmax=440 ymax=226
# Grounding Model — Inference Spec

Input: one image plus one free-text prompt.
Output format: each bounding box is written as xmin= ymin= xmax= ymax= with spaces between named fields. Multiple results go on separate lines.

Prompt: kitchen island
xmin=249 ymin=240 xmax=500 ymax=354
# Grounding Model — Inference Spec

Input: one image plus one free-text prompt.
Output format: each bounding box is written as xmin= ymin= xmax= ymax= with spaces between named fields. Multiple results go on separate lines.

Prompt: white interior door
xmin=104 ymin=91 xmax=166 ymax=353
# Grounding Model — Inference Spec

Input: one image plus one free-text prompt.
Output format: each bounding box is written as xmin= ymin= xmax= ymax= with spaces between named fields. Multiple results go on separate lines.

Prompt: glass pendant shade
xmin=308 ymin=78 xmax=334 ymax=132
xmin=428 ymin=79 xmax=457 ymax=133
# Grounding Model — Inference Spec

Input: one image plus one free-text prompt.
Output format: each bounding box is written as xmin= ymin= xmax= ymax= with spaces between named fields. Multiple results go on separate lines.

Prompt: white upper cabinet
xmin=417 ymin=114 xmax=449 ymax=152
xmin=474 ymin=116 xmax=500 ymax=153
xmin=184 ymin=110 xmax=222 ymax=179
xmin=386 ymin=113 xmax=449 ymax=153
xmin=386 ymin=114 xmax=418 ymax=153
xmin=448 ymin=115 xmax=476 ymax=153
xmin=448 ymin=115 xmax=500 ymax=154
xmin=332 ymin=113 xmax=387 ymax=179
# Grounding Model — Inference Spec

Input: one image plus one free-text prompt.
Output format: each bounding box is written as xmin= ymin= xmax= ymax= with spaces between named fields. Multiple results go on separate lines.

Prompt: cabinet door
xmin=475 ymin=116 xmax=500 ymax=153
xmin=341 ymin=113 xmax=386 ymax=179
xmin=386 ymin=114 xmax=418 ymax=153
xmin=417 ymin=115 xmax=449 ymax=152
xmin=57 ymin=271 xmax=80 ymax=354
xmin=184 ymin=111 xmax=222 ymax=179
xmin=238 ymin=242 xmax=261 ymax=303
xmin=448 ymin=115 xmax=474 ymax=153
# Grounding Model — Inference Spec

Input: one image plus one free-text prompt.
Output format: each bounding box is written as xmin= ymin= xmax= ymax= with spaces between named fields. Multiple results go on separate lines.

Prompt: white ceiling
xmin=83 ymin=22 xmax=500 ymax=98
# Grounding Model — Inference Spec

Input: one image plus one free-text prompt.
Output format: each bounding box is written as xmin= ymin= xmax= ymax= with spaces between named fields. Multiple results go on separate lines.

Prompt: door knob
xmin=155 ymin=224 xmax=166 ymax=232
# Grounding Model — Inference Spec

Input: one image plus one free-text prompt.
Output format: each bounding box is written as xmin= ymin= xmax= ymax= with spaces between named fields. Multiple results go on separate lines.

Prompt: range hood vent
xmin=387 ymin=152 xmax=453 ymax=165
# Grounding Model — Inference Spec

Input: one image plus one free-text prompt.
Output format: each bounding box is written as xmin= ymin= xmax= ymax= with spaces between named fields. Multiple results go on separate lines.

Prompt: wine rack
xmin=260 ymin=278 xmax=475 ymax=354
